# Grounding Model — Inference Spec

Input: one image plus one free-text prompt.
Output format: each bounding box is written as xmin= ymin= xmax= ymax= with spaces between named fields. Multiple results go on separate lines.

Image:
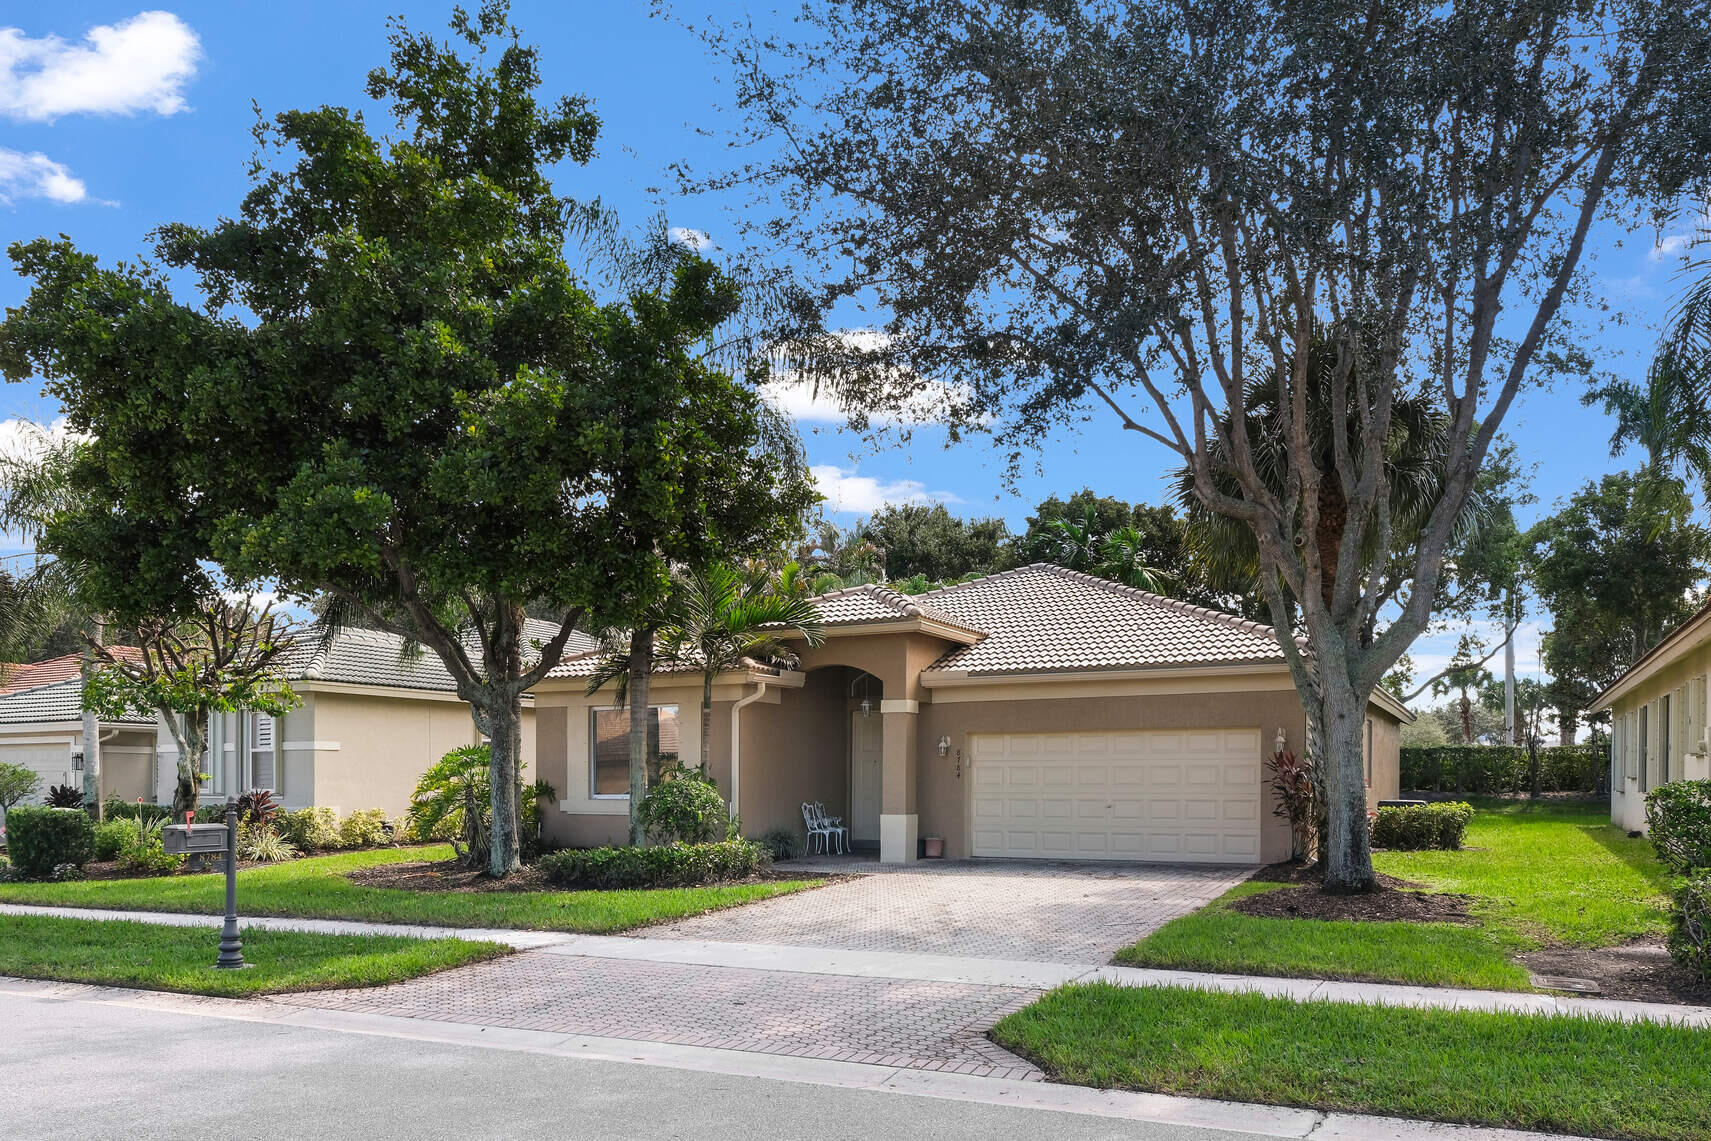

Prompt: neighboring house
xmin=1591 ymin=599 xmax=1711 ymax=833
xmin=0 ymin=652 xmax=157 ymax=807
xmin=0 ymin=622 xmax=586 ymax=817
xmin=536 ymin=564 xmax=1409 ymax=864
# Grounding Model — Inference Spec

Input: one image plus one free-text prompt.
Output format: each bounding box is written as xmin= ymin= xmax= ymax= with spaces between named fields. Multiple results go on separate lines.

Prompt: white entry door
xmin=970 ymin=729 xmax=1261 ymax=863
xmin=849 ymin=710 xmax=883 ymax=847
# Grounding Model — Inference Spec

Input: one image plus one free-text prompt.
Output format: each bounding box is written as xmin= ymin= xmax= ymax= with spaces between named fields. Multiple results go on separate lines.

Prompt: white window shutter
xmin=255 ymin=714 xmax=275 ymax=750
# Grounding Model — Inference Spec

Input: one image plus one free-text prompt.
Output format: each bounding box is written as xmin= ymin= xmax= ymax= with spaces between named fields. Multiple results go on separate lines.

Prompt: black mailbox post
xmin=163 ymin=796 xmax=245 ymax=970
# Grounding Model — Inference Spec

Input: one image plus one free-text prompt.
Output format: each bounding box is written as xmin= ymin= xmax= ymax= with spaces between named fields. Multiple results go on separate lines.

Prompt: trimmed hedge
xmin=1646 ymin=780 xmax=1711 ymax=875
xmin=539 ymin=840 xmax=771 ymax=889
xmin=1400 ymin=745 xmax=1602 ymax=795
xmin=1371 ymin=801 xmax=1474 ymax=851
xmin=1669 ymin=874 xmax=1711 ymax=985
xmin=5 ymin=806 xmax=95 ymax=876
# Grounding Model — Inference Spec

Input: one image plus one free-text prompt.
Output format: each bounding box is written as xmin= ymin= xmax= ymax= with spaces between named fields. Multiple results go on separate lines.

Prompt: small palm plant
xmin=406 ymin=744 xmax=493 ymax=868
xmin=658 ymin=564 xmax=826 ymax=773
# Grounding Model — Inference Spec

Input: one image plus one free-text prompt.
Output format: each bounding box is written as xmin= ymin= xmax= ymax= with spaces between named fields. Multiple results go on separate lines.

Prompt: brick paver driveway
xmin=647 ymin=858 xmax=1252 ymax=963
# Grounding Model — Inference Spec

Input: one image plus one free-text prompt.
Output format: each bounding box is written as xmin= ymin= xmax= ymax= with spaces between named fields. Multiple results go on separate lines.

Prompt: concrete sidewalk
xmin=5 ymin=900 xmax=1709 ymax=1027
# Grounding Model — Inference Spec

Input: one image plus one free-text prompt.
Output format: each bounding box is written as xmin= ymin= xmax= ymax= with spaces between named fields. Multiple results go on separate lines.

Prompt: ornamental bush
xmin=5 ymin=806 xmax=95 ymax=876
xmin=92 ymin=817 xmax=138 ymax=862
xmin=338 ymin=808 xmax=391 ymax=849
xmin=539 ymin=840 xmax=770 ymax=889
xmin=1668 ymin=873 xmax=1711 ymax=986
xmin=117 ymin=833 xmax=183 ymax=875
xmin=1370 ymin=801 xmax=1474 ymax=851
xmin=636 ymin=767 xmax=728 ymax=845
xmin=278 ymin=806 xmax=341 ymax=852
xmin=1645 ymin=780 xmax=1711 ymax=875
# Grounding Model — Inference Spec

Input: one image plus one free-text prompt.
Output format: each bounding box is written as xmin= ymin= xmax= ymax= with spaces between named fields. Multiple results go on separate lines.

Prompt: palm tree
xmin=1094 ymin=526 xmax=1172 ymax=593
xmin=1171 ymin=333 xmax=1488 ymax=618
xmin=1027 ymin=507 xmax=1103 ymax=571
xmin=658 ymin=564 xmax=826 ymax=773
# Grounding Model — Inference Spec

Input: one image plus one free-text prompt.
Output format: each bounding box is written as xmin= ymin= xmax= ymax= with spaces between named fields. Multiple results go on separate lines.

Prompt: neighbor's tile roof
xmin=0 ymin=677 xmax=156 ymax=726
xmin=808 ymin=583 xmax=986 ymax=636
xmin=917 ymin=564 xmax=1286 ymax=676
xmin=0 ymin=648 xmax=142 ymax=695
xmin=285 ymin=620 xmax=597 ymax=692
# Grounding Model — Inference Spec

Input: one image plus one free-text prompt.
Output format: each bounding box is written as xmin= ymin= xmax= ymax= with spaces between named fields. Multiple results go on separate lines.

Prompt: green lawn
xmin=1116 ymin=799 xmax=1671 ymax=989
xmin=0 ymin=913 xmax=507 ymax=997
xmin=992 ymin=983 xmax=1711 ymax=1141
xmin=0 ymin=845 xmax=818 ymax=933
xmin=1117 ymin=880 xmax=1533 ymax=989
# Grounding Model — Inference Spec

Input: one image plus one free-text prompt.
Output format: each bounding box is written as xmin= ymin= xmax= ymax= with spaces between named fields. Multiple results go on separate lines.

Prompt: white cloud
xmin=1401 ymin=618 xmax=1547 ymax=711
xmin=809 ymin=464 xmax=960 ymax=514
xmin=0 ymin=416 xmax=83 ymax=462
xmin=668 ymin=226 xmax=713 ymax=252
xmin=0 ymin=146 xmax=89 ymax=204
xmin=0 ymin=11 xmax=201 ymax=122
xmin=766 ymin=330 xmax=979 ymax=429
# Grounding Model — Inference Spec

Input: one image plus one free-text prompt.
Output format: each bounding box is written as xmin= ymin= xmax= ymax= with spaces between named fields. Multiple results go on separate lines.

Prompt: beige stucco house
xmin=1591 ymin=599 xmax=1711 ymax=833
xmin=0 ymin=623 xmax=579 ymax=818
xmin=536 ymin=564 xmax=1408 ymax=864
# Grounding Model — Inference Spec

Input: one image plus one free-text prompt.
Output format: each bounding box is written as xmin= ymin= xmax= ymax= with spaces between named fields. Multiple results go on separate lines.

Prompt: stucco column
xmin=879 ymin=699 xmax=919 ymax=863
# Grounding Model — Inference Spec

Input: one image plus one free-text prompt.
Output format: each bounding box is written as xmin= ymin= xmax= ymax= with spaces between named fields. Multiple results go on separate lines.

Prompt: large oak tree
xmin=696 ymin=0 xmax=1711 ymax=889
xmin=0 ymin=4 xmax=814 ymax=875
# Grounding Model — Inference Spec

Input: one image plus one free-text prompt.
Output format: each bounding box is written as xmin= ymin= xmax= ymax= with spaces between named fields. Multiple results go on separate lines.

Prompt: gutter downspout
xmin=730 ymin=681 xmax=768 ymax=823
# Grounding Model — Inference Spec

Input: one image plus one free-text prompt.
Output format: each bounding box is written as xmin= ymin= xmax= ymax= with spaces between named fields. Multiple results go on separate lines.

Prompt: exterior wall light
xmin=937 ymin=735 xmax=951 ymax=756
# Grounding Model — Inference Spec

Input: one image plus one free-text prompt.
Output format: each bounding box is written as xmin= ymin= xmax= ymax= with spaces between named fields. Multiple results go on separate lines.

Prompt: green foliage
xmin=1371 ymin=802 xmax=1474 ymax=851
xmin=856 ymin=503 xmax=1013 ymax=582
xmin=636 ymin=768 xmax=729 ymax=845
xmin=277 ymin=807 xmax=342 ymax=853
xmin=83 ymin=661 xmax=296 ymax=725
xmin=1668 ymin=873 xmax=1711 ymax=986
xmin=757 ymin=827 xmax=799 ymax=861
xmin=1646 ymin=781 xmax=1711 ymax=875
xmin=5 ymin=806 xmax=94 ymax=876
xmin=0 ymin=761 xmax=41 ymax=813
xmin=116 ymin=832 xmax=185 ymax=875
xmin=1400 ymin=746 xmax=1603 ymax=794
xmin=92 ymin=818 xmax=137 ymax=862
xmin=236 ymin=823 xmax=301 ymax=863
xmin=407 ymin=745 xmax=491 ymax=859
xmin=338 ymin=809 xmax=391 ymax=850
xmin=100 ymin=798 xmax=171 ymax=826
xmin=539 ymin=840 xmax=770 ymax=889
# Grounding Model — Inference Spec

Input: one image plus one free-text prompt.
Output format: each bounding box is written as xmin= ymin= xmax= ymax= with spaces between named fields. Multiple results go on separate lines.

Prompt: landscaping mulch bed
xmin=1519 ymin=940 xmax=1710 ymax=1006
xmin=1234 ymin=863 xmax=1477 ymax=925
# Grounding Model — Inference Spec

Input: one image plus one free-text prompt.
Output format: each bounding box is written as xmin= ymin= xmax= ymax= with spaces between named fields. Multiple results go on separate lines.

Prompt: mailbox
xmin=163 ymin=823 xmax=230 ymax=855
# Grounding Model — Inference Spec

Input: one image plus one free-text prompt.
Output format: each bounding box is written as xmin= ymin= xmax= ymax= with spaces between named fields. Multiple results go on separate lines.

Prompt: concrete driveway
xmin=646 ymin=858 xmax=1253 ymax=964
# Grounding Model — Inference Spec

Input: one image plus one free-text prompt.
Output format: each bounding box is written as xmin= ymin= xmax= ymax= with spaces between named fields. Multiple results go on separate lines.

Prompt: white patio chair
xmin=801 ymin=802 xmax=834 ymax=855
xmin=811 ymin=802 xmax=848 ymax=855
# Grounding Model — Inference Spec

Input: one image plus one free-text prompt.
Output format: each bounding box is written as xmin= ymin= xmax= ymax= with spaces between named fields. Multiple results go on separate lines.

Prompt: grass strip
xmin=993 ymin=982 xmax=1711 ymax=1141
xmin=0 ymin=845 xmax=818 ymax=933
xmin=0 ymin=913 xmax=506 ymax=997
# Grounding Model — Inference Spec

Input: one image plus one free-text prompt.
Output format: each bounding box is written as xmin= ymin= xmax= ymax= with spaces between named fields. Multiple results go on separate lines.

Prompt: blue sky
xmin=0 ymin=2 xmax=1702 ymax=702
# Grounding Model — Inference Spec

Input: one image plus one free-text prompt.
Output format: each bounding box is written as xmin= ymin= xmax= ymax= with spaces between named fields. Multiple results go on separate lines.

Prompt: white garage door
xmin=970 ymin=729 xmax=1262 ymax=863
xmin=0 ymin=743 xmax=76 ymax=807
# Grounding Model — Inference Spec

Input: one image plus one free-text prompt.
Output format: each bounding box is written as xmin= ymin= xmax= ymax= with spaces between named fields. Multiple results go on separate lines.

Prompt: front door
xmin=850 ymin=710 xmax=883 ymax=848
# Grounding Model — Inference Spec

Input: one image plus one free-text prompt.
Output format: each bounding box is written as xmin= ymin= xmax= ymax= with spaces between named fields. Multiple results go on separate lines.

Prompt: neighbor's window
xmin=590 ymin=705 xmax=681 ymax=797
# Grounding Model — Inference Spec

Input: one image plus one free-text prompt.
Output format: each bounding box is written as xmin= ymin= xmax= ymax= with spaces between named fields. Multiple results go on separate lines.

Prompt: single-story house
xmin=0 ymin=621 xmax=584 ymax=817
xmin=536 ymin=563 xmax=1408 ymax=864
xmin=1591 ymin=598 xmax=1711 ymax=833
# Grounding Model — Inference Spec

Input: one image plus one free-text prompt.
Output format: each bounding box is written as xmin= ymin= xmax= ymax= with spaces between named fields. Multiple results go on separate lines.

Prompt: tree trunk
xmin=1459 ymin=691 xmax=1473 ymax=745
xmin=1528 ymin=731 xmax=1541 ymax=799
xmin=1318 ymin=672 xmax=1376 ymax=893
xmin=701 ymin=670 xmax=715 ymax=773
xmin=485 ymin=694 xmax=525 ymax=876
xmin=627 ymin=627 xmax=653 ymax=847
xmin=169 ymin=712 xmax=206 ymax=820
xmin=1558 ymin=708 xmax=1578 ymax=747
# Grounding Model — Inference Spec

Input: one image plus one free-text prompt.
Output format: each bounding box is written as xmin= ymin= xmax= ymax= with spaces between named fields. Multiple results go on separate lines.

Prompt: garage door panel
xmin=971 ymin=728 xmax=1260 ymax=864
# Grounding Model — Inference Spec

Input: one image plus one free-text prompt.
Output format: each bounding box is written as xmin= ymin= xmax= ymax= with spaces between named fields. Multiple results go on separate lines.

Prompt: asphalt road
xmin=2 ymin=993 xmax=1262 ymax=1141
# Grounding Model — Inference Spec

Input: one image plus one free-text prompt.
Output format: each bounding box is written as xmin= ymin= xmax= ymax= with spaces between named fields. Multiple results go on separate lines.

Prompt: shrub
xmin=636 ymin=768 xmax=728 ymax=845
xmin=192 ymin=804 xmax=227 ymax=824
xmin=1646 ymin=780 xmax=1711 ymax=875
xmin=758 ymin=827 xmax=799 ymax=861
xmin=278 ymin=806 xmax=341 ymax=852
xmin=1266 ymin=748 xmax=1318 ymax=862
xmin=236 ymin=789 xmax=281 ymax=829
xmin=339 ymin=808 xmax=390 ymax=850
xmin=5 ymin=806 xmax=95 ymax=876
xmin=1668 ymin=873 xmax=1711 ymax=986
xmin=1370 ymin=801 xmax=1474 ymax=851
xmin=92 ymin=817 xmax=138 ymax=862
xmin=539 ymin=840 xmax=771 ymax=889
xmin=45 ymin=783 xmax=85 ymax=809
xmin=117 ymin=834 xmax=183 ymax=875
xmin=1399 ymin=745 xmax=1603 ymax=794
xmin=236 ymin=822 xmax=300 ymax=863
